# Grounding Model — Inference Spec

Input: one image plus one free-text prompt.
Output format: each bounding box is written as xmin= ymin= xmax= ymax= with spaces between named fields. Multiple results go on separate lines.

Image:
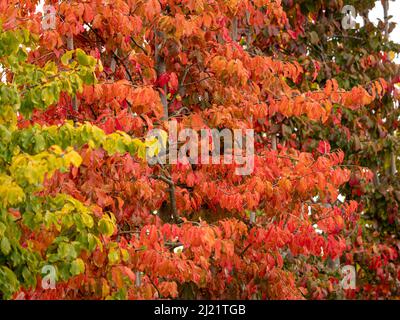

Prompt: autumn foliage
xmin=0 ymin=0 xmax=399 ymax=300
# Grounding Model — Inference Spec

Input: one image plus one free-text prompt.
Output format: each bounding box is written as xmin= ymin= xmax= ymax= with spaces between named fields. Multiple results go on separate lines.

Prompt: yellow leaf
xmin=65 ymin=150 xmax=82 ymax=167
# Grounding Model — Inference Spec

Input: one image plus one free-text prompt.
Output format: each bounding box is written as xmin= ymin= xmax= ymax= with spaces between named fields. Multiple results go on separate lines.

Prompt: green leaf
xmin=57 ymin=242 xmax=77 ymax=260
xmin=81 ymin=213 xmax=94 ymax=229
xmin=22 ymin=266 xmax=36 ymax=287
xmin=61 ymin=50 xmax=73 ymax=66
xmin=1 ymin=237 xmax=11 ymax=255
xmin=70 ymin=258 xmax=85 ymax=275
xmin=0 ymin=266 xmax=19 ymax=299
xmin=0 ymin=222 xmax=6 ymax=238
xmin=98 ymin=218 xmax=115 ymax=237
xmin=33 ymin=134 xmax=46 ymax=153
xmin=76 ymin=49 xmax=91 ymax=66
xmin=87 ymin=233 xmax=98 ymax=252
xmin=107 ymin=249 xmax=120 ymax=265
xmin=16 ymin=47 xmax=28 ymax=62
xmin=41 ymin=86 xmax=55 ymax=106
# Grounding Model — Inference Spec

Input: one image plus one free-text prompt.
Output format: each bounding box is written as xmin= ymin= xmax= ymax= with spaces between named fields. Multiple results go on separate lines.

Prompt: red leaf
xmin=156 ymin=73 xmax=170 ymax=88
xmin=317 ymin=140 xmax=331 ymax=155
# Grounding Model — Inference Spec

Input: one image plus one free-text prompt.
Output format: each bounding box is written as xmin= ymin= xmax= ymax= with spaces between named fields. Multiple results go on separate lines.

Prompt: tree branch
xmin=151 ymin=174 xmax=178 ymax=222
xmin=84 ymin=23 xmax=134 ymax=83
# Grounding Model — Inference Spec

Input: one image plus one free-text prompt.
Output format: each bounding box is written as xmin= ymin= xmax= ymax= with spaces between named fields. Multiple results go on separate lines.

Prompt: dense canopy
xmin=0 ymin=0 xmax=399 ymax=300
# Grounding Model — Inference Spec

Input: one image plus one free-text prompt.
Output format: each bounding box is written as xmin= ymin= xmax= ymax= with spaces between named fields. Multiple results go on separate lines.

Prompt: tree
xmin=0 ymin=18 xmax=151 ymax=299
xmin=0 ymin=0 xmax=395 ymax=299
xmin=278 ymin=0 xmax=400 ymax=298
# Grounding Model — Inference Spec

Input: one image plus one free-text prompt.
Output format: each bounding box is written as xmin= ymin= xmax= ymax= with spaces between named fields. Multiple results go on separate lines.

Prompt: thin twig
xmin=84 ymin=23 xmax=134 ymax=83
xmin=130 ymin=36 xmax=148 ymax=55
